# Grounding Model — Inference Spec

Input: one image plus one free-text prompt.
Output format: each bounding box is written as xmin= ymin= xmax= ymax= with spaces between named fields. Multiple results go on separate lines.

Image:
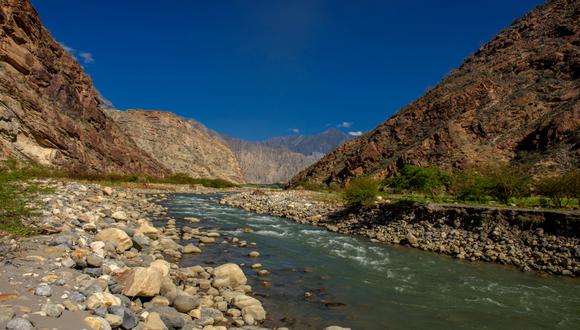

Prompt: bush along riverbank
xmin=220 ymin=190 xmax=580 ymax=277
xmin=0 ymin=180 xmax=351 ymax=330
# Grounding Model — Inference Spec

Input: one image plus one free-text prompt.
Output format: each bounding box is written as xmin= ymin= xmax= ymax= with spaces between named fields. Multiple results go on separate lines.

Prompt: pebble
xmin=34 ymin=284 xmax=52 ymax=297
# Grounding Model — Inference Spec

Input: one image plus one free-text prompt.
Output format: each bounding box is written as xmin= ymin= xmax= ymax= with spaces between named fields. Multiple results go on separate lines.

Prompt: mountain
xmin=291 ymin=0 xmax=579 ymax=186
xmin=262 ymin=128 xmax=350 ymax=155
xmin=222 ymin=136 xmax=323 ymax=184
xmin=0 ymin=0 xmax=166 ymax=175
xmin=185 ymin=123 xmax=349 ymax=184
xmin=107 ymin=110 xmax=245 ymax=184
xmin=217 ymin=129 xmax=350 ymax=184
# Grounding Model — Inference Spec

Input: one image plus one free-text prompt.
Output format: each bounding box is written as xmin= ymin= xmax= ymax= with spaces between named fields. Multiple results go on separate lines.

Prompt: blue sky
xmin=32 ymin=0 xmax=543 ymax=141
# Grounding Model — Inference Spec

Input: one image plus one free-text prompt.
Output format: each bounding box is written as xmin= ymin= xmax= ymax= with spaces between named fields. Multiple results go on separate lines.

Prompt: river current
xmin=156 ymin=194 xmax=580 ymax=330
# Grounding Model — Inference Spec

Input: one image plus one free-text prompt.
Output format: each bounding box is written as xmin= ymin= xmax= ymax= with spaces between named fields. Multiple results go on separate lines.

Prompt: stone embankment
xmin=220 ymin=190 xmax=580 ymax=277
xmin=0 ymin=181 xmax=349 ymax=330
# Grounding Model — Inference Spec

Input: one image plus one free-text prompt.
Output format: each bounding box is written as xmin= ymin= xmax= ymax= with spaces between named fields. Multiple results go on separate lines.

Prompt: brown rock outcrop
xmin=291 ymin=0 xmax=579 ymax=186
xmin=0 ymin=0 xmax=167 ymax=175
xmin=107 ymin=109 xmax=245 ymax=184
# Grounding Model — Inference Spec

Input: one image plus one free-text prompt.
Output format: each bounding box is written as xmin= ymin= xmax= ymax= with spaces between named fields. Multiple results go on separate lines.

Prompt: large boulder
xmin=113 ymin=266 xmax=166 ymax=297
xmin=95 ymin=229 xmax=133 ymax=252
xmin=212 ymin=263 xmax=247 ymax=288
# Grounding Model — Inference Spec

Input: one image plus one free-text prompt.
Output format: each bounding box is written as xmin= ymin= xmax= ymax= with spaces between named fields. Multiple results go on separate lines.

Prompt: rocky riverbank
xmin=0 ymin=180 xmax=349 ymax=330
xmin=220 ymin=190 xmax=580 ymax=277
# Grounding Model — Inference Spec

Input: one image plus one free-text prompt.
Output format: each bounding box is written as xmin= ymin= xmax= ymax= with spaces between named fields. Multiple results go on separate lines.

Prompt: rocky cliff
xmin=0 ymin=0 xmax=166 ymax=175
xmin=223 ymin=136 xmax=323 ymax=184
xmin=107 ymin=109 xmax=245 ymax=184
xmin=291 ymin=0 xmax=579 ymax=186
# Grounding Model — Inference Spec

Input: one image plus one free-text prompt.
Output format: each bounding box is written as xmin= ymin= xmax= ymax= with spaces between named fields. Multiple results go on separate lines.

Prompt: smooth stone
xmin=212 ymin=263 xmax=247 ymax=288
xmin=41 ymin=303 xmax=63 ymax=317
xmin=6 ymin=318 xmax=34 ymax=330
xmin=84 ymin=316 xmax=112 ymax=330
xmin=86 ymin=292 xmax=122 ymax=310
xmin=34 ymin=284 xmax=52 ymax=297
xmin=173 ymin=294 xmax=200 ymax=313
xmin=95 ymin=228 xmax=133 ymax=252
xmin=111 ymin=211 xmax=128 ymax=221
xmin=183 ymin=244 xmax=202 ymax=254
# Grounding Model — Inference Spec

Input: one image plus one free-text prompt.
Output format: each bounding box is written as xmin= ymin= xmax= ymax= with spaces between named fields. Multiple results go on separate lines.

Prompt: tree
xmin=344 ymin=177 xmax=380 ymax=208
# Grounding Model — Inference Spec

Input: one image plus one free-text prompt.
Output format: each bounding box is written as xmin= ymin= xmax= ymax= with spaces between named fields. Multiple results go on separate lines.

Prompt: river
xmin=156 ymin=193 xmax=580 ymax=330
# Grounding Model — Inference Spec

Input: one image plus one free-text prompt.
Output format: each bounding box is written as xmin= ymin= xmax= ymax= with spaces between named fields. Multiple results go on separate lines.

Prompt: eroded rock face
xmin=291 ymin=0 xmax=579 ymax=186
xmin=107 ymin=109 xmax=245 ymax=184
xmin=0 ymin=0 xmax=167 ymax=175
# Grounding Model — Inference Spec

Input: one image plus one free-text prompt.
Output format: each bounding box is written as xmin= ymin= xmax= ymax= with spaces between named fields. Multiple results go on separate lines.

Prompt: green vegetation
xmin=293 ymin=162 xmax=579 ymax=210
xmin=0 ymin=160 xmax=238 ymax=188
xmin=343 ymin=177 xmax=381 ymax=208
xmin=450 ymin=165 xmax=532 ymax=204
xmin=534 ymin=170 xmax=580 ymax=208
xmin=387 ymin=165 xmax=450 ymax=195
xmin=58 ymin=171 xmax=238 ymax=188
xmin=0 ymin=161 xmax=50 ymax=236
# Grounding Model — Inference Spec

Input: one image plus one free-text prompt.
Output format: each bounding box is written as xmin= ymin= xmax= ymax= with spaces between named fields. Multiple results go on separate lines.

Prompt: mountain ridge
xmin=106 ymin=109 xmax=245 ymax=184
xmin=0 ymin=0 xmax=168 ymax=175
xmin=290 ymin=0 xmax=579 ymax=186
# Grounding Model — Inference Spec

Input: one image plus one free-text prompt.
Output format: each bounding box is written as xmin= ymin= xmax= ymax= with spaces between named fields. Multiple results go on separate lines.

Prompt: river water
xmin=157 ymin=194 xmax=580 ymax=330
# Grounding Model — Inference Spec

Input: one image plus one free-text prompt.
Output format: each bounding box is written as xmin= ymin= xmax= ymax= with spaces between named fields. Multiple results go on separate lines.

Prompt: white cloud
xmin=288 ymin=128 xmax=300 ymax=133
xmin=348 ymin=131 xmax=363 ymax=136
xmin=337 ymin=121 xmax=353 ymax=128
xmin=58 ymin=41 xmax=75 ymax=54
xmin=58 ymin=41 xmax=94 ymax=64
xmin=79 ymin=52 xmax=95 ymax=64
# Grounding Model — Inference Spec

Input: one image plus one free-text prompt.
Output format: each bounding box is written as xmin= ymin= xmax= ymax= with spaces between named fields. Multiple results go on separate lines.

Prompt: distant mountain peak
xmin=261 ymin=129 xmax=351 ymax=156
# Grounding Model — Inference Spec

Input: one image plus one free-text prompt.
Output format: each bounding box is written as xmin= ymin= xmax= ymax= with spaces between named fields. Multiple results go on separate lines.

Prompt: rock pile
xmin=0 ymin=181 xmax=282 ymax=330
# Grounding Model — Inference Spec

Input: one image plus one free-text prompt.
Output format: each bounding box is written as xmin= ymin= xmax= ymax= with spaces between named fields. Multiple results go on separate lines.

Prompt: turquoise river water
xmin=157 ymin=194 xmax=580 ymax=330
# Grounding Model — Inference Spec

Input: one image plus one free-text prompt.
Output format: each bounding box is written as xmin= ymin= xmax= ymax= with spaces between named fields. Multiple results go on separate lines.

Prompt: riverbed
xmin=159 ymin=193 xmax=580 ymax=330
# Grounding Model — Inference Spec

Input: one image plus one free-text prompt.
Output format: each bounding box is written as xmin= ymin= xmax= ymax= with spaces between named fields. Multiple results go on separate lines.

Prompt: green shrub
xmin=535 ymin=170 xmax=580 ymax=207
xmin=451 ymin=164 xmax=531 ymax=204
xmin=0 ymin=162 xmax=43 ymax=236
xmin=451 ymin=168 xmax=494 ymax=202
xmin=344 ymin=177 xmax=380 ymax=208
xmin=387 ymin=165 xmax=450 ymax=195
xmin=485 ymin=165 xmax=531 ymax=204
